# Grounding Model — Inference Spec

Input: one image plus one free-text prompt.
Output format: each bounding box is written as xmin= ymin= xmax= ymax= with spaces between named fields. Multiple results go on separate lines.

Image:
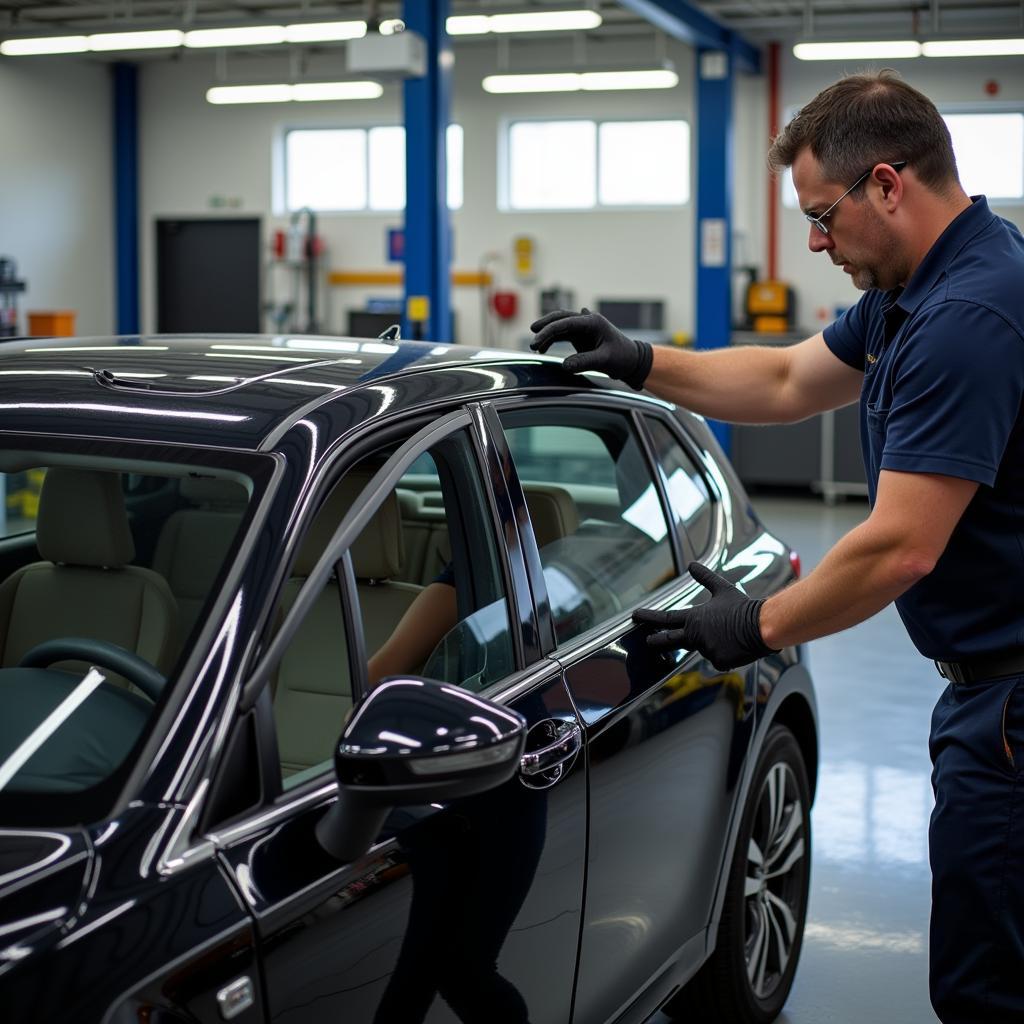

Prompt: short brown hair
xmin=767 ymin=70 xmax=959 ymax=193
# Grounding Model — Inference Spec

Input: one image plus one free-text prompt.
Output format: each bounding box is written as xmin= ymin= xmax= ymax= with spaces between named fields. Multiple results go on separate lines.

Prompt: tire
xmin=665 ymin=724 xmax=811 ymax=1024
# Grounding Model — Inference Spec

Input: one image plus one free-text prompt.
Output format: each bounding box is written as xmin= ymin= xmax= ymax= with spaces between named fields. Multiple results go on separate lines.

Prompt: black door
xmin=217 ymin=417 xmax=586 ymax=1024
xmin=497 ymin=402 xmax=755 ymax=1023
xmin=156 ymin=218 xmax=261 ymax=332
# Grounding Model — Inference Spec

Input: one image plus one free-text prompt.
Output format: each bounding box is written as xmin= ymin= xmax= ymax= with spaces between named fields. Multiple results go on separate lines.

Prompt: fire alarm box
xmin=491 ymin=291 xmax=518 ymax=320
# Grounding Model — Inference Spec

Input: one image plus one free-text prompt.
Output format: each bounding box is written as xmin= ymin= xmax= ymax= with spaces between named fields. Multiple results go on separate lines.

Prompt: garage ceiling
xmin=0 ymin=0 xmax=1021 ymax=49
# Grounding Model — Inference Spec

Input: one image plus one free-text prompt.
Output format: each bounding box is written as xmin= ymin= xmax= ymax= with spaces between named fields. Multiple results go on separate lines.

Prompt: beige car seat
xmin=522 ymin=484 xmax=580 ymax=550
xmin=152 ymin=477 xmax=248 ymax=640
xmin=0 ymin=468 xmax=179 ymax=678
xmin=273 ymin=473 xmax=423 ymax=777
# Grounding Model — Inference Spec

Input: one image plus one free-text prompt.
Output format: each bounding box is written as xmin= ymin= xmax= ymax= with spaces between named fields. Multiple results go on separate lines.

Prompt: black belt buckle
xmin=935 ymin=660 xmax=968 ymax=684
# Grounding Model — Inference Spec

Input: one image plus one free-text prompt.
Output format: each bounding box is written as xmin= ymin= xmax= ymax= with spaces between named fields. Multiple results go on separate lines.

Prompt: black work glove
xmin=632 ymin=562 xmax=779 ymax=671
xmin=530 ymin=308 xmax=653 ymax=391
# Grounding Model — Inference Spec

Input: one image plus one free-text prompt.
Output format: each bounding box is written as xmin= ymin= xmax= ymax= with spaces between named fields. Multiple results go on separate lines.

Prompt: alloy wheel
xmin=743 ymin=760 xmax=806 ymax=1001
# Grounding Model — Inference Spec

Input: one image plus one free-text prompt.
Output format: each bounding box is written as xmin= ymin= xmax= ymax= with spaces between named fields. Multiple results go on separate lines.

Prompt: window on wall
xmin=781 ymin=109 xmax=1024 ymax=207
xmin=505 ymin=118 xmax=690 ymax=210
xmin=944 ymin=112 xmax=1024 ymax=200
xmin=285 ymin=124 xmax=464 ymax=212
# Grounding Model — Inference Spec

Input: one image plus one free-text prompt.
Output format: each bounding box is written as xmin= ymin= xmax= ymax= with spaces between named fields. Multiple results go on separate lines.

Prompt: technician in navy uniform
xmin=531 ymin=70 xmax=1024 ymax=1024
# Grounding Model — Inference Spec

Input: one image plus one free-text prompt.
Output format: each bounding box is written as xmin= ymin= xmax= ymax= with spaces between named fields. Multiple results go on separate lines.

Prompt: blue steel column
xmin=695 ymin=49 xmax=734 ymax=454
xmin=113 ymin=63 xmax=139 ymax=335
xmin=402 ymin=0 xmax=452 ymax=343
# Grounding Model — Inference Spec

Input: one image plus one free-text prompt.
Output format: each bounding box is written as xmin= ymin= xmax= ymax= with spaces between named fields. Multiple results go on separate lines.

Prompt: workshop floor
xmin=655 ymin=495 xmax=943 ymax=1024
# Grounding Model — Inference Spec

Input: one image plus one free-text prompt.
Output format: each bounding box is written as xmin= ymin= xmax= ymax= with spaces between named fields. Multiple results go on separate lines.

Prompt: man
xmin=530 ymin=71 xmax=1024 ymax=1024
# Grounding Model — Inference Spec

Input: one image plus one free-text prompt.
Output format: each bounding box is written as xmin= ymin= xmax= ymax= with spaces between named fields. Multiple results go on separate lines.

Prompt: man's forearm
xmin=758 ymin=519 xmax=932 ymax=649
xmin=643 ymin=344 xmax=799 ymax=424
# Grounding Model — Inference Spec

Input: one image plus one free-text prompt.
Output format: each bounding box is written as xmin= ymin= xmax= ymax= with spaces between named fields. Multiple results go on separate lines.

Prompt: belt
xmin=934 ymin=650 xmax=1024 ymax=685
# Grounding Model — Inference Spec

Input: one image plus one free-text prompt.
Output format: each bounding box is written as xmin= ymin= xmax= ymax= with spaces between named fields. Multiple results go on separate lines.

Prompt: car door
xmin=495 ymin=398 xmax=756 ymax=1024
xmin=212 ymin=407 xmax=586 ymax=1024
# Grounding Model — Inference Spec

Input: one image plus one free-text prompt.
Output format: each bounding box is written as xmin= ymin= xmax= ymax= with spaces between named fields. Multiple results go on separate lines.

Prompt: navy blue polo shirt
xmin=823 ymin=197 xmax=1024 ymax=661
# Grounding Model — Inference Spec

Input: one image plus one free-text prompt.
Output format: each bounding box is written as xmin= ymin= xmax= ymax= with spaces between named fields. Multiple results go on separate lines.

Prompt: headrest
xmin=180 ymin=476 xmax=248 ymax=509
xmin=523 ymin=485 xmax=580 ymax=549
xmin=36 ymin=468 xmax=135 ymax=568
xmin=294 ymin=471 xmax=404 ymax=580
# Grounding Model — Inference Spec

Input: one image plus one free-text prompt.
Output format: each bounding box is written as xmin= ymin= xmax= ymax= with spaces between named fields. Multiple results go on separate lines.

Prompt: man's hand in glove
xmin=530 ymin=308 xmax=653 ymax=391
xmin=632 ymin=562 xmax=779 ymax=672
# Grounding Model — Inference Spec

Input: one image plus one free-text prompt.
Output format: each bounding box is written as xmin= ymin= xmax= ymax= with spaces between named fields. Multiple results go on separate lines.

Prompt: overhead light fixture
xmin=448 ymin=9 xmax=602 ymax=36
xmin=793 ymin=41 xmax=922 ymax=60
xmin=185 ymin=26 xmax=287 ymax=47
xmin=87 ymin=29 xmax=185 ymax=50
xmin=284 ymin=21 xmax=367 ymax=43
xmin=206 ymin=81 xmax=383 ymax=105
xmin=1 ymin=19 xmax=367 ymax=54
xmin=922 ymin=38 xmax=1024 ymax=57
xmin=483 ymin=67 xmax=678 ymax=94
xmin=1 ymin=35 xmax=89 ymax=55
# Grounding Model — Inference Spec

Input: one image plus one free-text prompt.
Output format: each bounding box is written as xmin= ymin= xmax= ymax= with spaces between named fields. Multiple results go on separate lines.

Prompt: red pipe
xmin=767 ymin=40 xmax=780 ymax=281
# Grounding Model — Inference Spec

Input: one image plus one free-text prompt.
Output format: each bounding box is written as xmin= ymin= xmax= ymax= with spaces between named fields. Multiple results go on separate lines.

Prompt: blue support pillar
xmin=402 ymin=0 xmax=452 ymax=343
xmin=695 ymin=49 xmax=734 ymax=454
xmin=113 ymin=63 xmax=139 ymax=335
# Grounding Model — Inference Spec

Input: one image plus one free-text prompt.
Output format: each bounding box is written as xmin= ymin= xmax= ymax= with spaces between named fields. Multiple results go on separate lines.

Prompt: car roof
xmin=0 ymin=333 xmax=626 ymax=452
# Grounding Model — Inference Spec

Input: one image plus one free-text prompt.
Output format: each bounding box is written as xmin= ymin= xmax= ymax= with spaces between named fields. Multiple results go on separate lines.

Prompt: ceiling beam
xmin=616 ymin=0 xmax=761 ymax=71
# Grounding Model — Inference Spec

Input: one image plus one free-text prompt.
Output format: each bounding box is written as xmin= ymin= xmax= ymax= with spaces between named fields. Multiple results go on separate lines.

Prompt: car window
xmin=644 ymin=416 xmax=715 ymax=559
xmin=0 ymin=469 xmax=46 ymax=539
xmin=0 ymin=458 xmax=255 ymax=822
xmin=273 ymin=428 xmax=517 ymax=790
xmin=501 ymin=410 xmax=676 ymax=645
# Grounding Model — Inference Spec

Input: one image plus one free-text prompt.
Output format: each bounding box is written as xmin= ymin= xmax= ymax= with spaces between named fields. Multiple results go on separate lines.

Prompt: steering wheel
xmin=18 ymin=638 xmax=166 ymax=702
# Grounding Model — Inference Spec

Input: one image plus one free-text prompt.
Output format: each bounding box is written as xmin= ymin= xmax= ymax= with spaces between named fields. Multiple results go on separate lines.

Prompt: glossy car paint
xmin=0 ymin=335 xmax=817 ymax=1024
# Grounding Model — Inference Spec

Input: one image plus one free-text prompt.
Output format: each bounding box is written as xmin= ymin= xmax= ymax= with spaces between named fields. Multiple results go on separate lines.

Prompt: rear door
xmin=213 ymin=408 xmax=586 ymax=1024
xmin=495 ymin=399 xmax=756 ymax=1023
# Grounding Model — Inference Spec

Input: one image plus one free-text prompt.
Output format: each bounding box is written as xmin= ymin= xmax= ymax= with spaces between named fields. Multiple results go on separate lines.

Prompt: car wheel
xmin=665 ymin=723 xmax=811 ymax=1024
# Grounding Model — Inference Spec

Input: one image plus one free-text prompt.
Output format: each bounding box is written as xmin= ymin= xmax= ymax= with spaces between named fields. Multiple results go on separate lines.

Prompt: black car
xmin=0 ymin=334 xmax=818 ymax=1024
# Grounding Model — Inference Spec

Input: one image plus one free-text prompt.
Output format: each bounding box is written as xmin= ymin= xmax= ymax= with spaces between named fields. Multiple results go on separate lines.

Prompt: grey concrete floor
xmin=657 ymin=495 xmax=944 ymax=1024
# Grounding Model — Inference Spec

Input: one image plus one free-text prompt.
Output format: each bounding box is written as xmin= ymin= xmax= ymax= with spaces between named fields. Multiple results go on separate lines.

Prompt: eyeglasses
xmin=805 ymin=160 xmax=907 ymax=236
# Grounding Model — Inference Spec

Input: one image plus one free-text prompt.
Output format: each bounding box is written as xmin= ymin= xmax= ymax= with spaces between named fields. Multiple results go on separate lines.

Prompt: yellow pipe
xmin=328 ymin=270 xmax=493 ymax=287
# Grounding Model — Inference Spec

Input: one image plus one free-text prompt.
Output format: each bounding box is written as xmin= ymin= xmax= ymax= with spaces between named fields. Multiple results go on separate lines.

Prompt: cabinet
xmin=731 ymin=407 xmax=866 ymax=503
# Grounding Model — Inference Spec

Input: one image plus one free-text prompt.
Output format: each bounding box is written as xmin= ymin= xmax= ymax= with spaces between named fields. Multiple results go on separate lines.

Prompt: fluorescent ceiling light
xmin=185 ymin=26 xmax=288 ymax=47
xmin=448 ymin=10 xmax=601 ymax=36
xmin=88 ymin=29 xmax=184 ymax=51
xmin=284 ymin=21 xmax=366 ymax=43
xmin=922 ymin=38 xmax=1024 ymax=57
xmin=207 ymin=84 xmax=293 ymax=104
xmin=1 ymin=35 xmax=88 ymax=55
xmin=483 ymin=68 xmax=678 ymax=94
xmin=207 ymin=81 xmax=383 ymax=105
xmin=488 ymin=11 xmax=602 ymax=33
xmin=581 ymin=69 xmax=678 ymax=90
xmin=2 ymin=19 xmax=365 ymax=55
xmin=794 ymin=41 xmax=922 ymax=60
xmin=483 ymin=72 xmax=580 ymax=93
xmin=447 ymin=16 xmax=492 ymax=35
xmin=379 ymin=19 xmax=405 ymax=36
xmin=291 ymin=81 xmax=383 ymax=101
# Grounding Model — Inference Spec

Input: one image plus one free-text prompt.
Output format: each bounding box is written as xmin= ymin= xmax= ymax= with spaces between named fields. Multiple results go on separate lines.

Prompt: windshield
xmin=0 ymin=449 xmax=259 ymax=820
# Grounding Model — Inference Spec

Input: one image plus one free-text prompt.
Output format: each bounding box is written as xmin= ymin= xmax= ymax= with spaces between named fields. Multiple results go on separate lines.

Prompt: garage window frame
xmin=499 ymin=115 xmax=691 ymax=213
xmin=279 ymin=123 xmax=465 ymax=214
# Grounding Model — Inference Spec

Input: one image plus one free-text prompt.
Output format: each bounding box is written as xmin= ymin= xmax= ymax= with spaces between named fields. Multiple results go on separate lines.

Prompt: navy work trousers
xmin=929 ymin=672 xmax=1024 ymax=1023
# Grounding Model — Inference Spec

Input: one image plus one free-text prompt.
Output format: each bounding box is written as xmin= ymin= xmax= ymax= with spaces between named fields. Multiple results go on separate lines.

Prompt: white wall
xmin=0 ymin=58 xmax=114 ymax=336
xmin=138 ymin=38 xmax=703 ymax=343
xmin=774 ymin=52 xmax=1024 ymax=332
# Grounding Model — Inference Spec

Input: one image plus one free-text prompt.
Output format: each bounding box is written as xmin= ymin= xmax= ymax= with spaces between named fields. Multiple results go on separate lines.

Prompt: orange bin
xmin=28 ymin=310 xmax=76 ymax=337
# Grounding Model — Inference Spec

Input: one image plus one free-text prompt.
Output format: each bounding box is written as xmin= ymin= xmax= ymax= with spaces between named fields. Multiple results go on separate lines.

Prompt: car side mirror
xmin=315 ymin=677 xmax=526 ymax=861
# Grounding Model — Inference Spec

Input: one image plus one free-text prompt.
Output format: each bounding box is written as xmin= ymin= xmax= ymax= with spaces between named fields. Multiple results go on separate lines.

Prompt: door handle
xmin=520 ymin=721 xmax=582 ymax=777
